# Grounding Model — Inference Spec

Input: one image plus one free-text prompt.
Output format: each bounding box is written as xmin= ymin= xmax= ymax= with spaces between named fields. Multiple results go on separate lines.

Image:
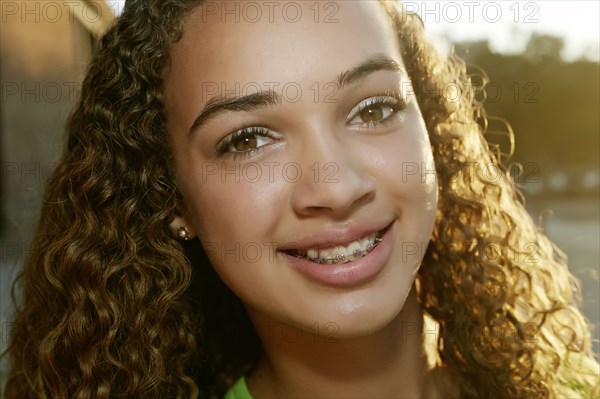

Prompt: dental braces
xmin=296 ymin=231 xmax=384 ymax=265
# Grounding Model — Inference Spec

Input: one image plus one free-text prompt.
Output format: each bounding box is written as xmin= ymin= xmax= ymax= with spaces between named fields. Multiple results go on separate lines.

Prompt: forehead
xmin=167 ymin=1 xmax=401 ymax=87
xmin=164 ymin=1 xmax=404 ymax=133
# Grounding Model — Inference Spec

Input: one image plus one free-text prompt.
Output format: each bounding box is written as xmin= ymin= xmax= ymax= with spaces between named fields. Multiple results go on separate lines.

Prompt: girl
xmin=4 ymin=0 xmax=598 ymax=398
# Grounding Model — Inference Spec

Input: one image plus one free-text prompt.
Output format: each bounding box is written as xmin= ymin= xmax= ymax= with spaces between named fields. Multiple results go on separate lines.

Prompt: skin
xmin=165 ymin=1 xmax=452 ymax=397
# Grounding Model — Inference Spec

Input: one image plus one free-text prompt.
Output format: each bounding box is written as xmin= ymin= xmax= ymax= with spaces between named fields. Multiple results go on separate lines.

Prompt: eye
xmin=347 ymin=95 xmax=406 ymax=127
xmin=215 ymin=127 xmax=277 ymax=158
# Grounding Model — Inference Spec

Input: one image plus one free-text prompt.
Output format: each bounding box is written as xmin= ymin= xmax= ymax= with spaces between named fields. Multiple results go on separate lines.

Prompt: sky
xmin=418 ymin=1 xmax=600 ymax=61
xmin=106 ymin=1 xmax=600 ymax=61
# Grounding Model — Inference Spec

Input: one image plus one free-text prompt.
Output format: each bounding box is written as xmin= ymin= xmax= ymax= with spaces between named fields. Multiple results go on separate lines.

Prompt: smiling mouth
xmin=284 ymin=227 xmax=386 ymax=265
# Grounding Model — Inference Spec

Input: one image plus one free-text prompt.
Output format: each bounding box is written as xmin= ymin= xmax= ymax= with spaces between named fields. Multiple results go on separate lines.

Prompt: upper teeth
xmin=292 ymin=230 xmax=384 ymax=264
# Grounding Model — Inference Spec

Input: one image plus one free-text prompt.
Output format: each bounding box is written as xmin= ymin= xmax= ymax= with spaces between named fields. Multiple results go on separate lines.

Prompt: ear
xmin=168 ymin=204 xmax=197 ymax=241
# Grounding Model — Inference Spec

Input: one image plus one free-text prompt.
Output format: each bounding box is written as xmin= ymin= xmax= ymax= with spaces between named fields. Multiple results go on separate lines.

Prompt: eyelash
xmin=215 ymin=92 xmax=407 ymax=159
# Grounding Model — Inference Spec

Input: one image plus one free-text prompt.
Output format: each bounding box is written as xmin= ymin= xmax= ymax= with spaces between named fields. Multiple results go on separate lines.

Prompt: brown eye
xmin=359 ymin=105 xmax=386 ymax=123
xmin=232 ymin=136 xmax=257 ymax=152
xmin=219 ymin=127 xmax=276 ymax=156
xmin=348 ymin=95 xmax=405 ymax=127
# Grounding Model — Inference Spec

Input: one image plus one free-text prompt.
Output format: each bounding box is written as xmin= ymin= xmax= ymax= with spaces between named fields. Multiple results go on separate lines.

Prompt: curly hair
xmin=3 ymin=1 xmax=598 ymax=398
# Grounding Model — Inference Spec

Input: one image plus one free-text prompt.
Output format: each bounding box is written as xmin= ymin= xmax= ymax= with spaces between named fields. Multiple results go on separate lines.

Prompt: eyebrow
xmin=188 ymin=54 xmax=404 ymax=138
xmin=336 ymin=54 xmax=404 ymax=89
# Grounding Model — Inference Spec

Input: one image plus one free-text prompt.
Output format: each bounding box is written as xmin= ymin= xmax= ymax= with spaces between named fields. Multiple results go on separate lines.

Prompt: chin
xmin=330 ymin=321 xmax=392 ymax=340
xmin=304 ymin=288 xmax=412 ymax=341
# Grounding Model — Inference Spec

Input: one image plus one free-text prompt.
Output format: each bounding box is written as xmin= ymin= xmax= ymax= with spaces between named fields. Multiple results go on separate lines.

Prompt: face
xmin=165 ymin=1 xmax=438 ymax=338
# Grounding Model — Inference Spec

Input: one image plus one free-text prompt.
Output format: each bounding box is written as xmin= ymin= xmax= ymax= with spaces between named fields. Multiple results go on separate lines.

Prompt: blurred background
xmin=1 ymin=0 xmax=599 ymax=385
xmin=420 ymin=0 xmax=600 ymax=360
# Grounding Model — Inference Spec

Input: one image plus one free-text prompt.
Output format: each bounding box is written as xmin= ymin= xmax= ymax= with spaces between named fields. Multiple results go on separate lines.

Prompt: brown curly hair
xmin=3 ymin=1 xmax=598 ymax=398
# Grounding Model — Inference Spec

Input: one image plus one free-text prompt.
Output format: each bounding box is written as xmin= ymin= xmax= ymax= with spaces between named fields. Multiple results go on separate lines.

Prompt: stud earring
xmin=177 ymin=226 xmax=191 ymax=241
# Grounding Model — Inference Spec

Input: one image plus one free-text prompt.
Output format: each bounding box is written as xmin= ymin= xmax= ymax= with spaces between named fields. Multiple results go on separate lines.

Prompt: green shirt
xmin=222 ymin=366 xmax=599 ymax=399
xmin=223 ymin=376 xmax=253 ymax=399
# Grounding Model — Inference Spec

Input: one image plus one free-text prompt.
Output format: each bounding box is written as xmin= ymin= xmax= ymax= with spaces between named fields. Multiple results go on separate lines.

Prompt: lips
xmin=279 ymin=220 xmax=395 ymax=287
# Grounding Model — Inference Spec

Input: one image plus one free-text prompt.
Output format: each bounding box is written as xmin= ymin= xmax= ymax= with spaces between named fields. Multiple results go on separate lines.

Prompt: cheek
xmin=373 ymin=128 xmax=438 ymax=203
xmin=182 ymin=173 xmax=290 ymax=300
xmin=372 ymin=126 xmax=439 ymax=245
xmin=392 ymin=138 xmax=437 ymax=199
xmin=183 ymin=164 xmax=289 ymax=248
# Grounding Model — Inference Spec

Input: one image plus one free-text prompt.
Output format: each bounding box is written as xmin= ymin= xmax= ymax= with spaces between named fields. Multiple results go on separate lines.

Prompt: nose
xmin=290 ymin=131 xmax=376 ymax=218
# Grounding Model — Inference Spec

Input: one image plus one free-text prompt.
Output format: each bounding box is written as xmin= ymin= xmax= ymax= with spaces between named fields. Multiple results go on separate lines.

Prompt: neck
xmin=245 ymin=285 xmax=436 ymax=398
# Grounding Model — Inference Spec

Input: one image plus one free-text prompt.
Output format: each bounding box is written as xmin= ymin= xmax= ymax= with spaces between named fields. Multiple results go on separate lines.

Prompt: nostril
xmin=354 ymin=190 xmax=375 ymax=207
